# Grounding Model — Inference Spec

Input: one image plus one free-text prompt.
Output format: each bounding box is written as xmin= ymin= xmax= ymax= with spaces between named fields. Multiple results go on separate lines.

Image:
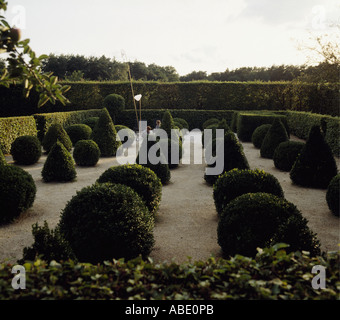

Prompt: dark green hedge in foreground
xmin=1 ymin=244 xmax=338 ymax=300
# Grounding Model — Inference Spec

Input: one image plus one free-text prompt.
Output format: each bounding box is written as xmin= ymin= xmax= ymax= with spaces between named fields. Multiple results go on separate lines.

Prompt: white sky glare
xmin=3 ymin=0 xmax=340 ymax=75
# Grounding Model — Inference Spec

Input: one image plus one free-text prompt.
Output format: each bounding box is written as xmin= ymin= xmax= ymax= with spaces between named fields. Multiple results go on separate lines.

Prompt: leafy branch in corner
xmin=0 ymin=0 xmax=70 ymax=107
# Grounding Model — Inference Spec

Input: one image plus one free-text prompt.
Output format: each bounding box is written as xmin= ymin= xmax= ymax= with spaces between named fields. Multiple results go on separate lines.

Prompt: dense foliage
xmin=0 ymin=115 xmax=37 ymax=154
xmin=91 ymin=108 xmax=121 ymax=157
xmin=251 ymin=124 xmax=271 ymax=149
xmin=290 ymin=126 xmax=338 ymax=188
xmin=1 ymin=245 xmax=338 ymax=300
xmin=0 ymin=164 xmax=36 ymax=224
xmin=103 ymin=93 xmax=125 ymax=122
xmin=41 ymin=141 xmax=76 ymax=182
xmin=65 ymin=124 xmax=92 ymax=146
xmin=326 ymin=174 xmax=339 ymax=216
xmin=217 ymin=193 xmax=321 ymax=258
xmin=73 ymin=140 xmax=100 ymax=167
xmin=213 ymin=169 xmax=284 ymax=217
xmin=42 ymin=123 xmax=72 ymax=154
xmin=115 ymin=125 xmax=135 ymax=147
xmin=10 ymin=135 xmax=41 ymax=165
xmin=97 ymin=164 xmax=162 ymax=216
xmin=204 ymin=132 xmax=249 ymax=186
xmin=81 ymin=117 xmax=99 ymax=130
xmin=273 ymin=141 xmax=305 ymax=172
xmin=58 ymin=183 xmax=154 ymax=263
xmin=260 ymin=119 xmax=289 ymax=159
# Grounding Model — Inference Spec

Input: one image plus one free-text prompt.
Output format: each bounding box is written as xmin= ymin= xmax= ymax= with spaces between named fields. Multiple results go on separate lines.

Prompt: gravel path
xmin=0 ymin=132 xmax=339 ymax=264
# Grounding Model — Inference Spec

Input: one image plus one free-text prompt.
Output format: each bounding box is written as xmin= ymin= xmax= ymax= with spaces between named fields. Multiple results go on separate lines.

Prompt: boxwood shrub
xmin=81 ymin=117 xmax=99 ymax=130
xmin=290 ymin=125 xmax=338 ymax=188
xmin=213 ymin=169 xmax=284 ymax=217
xmin=217 ymin=193 xmax=321 ymax=258
xmin=173 ymin=117 xmax=189 ymax=130
xmin=326 ymin=174 xmax=339 ymax=216
xmin=42 ymin=123 xmax=72 ymax=154
xmin=73 ymin=140 xmax=100 ymax=167
xmin=103 ymin=93 xmax=125 ymax=123
xmin=65 ymin=124 xmax=92 ymax=146
xmin=10 ymin=135 xmax=42 ymax=165
xmin=91 ymin=108 xmax=121 ymax=157
xmin=97 ymin=164 xmax=162 ymax=216
xmin=203 ymin=118 xmax=219 ymax=129
xmin=260 ymin=119 xmax=289 ymax=159
xmin=42 ymin=141 xmax=77 ymax=182
xmin=204 ymin=132 xmax=249 ymax=186
xmin=273 ymin=141 xmax=305 ymax=172
xmin=115 ymin=125 xmax=135 ymax=147
xmin=58 ymin=182 xmax=154 ymax=263
xmin=251 ymin=124 xmax=271 ymax=149
xmin=0 ymin=164 xmax=36 ymax=224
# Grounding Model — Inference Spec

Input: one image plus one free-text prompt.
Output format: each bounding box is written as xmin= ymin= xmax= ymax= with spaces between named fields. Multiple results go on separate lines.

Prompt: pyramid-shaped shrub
xmin=42 ymin=123 xmax=72 ymax=154
xmin=290 ymin=125 xmax=338 ymax=188
xmin=204 ymin=132 xmax=249 ymax=185
xmin=91 ymin=108 xmax=121 ymax=157
xmin=42 ymin=141 xmax=77 ymax=182
xmin=260 ymin=119 xmax=289 ymax=159
xmin=161 ymin=110 xmax=175 ymax=137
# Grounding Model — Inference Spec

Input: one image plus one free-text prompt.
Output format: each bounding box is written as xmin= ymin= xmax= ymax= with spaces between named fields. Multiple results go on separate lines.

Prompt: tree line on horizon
xmin=0 ymin=53 xmax=338 ymax=84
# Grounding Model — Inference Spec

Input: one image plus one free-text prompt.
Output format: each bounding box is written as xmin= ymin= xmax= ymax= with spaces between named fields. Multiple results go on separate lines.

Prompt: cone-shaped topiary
xmin=91 ymin=108 xmax=121 ymax=157
xmin=251 ymin=124 xmax=271 ymax=149
xmin=42 ymin=141 xmax=77 ymax=182
xmin=161 ymin=110 xmax=175 ymax=137
xmin=273 ymin=141 xmax=305 ymax=172
xmin=260 ymin=119 xmax=289 ymax=159
xmin=0 ymin=164 xmax=36 ymax=224
xmin=42 ymin=123 xmax=72 ymax=154
xmin=11 ymin=135 xmax=42 ymax=165
xmin=0 ymin=148 xmax=6 ymax=166
xmin=326 ymin=174 xmax=339 ymax=216
xmin=58 ymin=183 xmax=154 ymax=263
xmin=136 ymin=138 xmax=171 ymax=185
xmin=202 ymin=119 xmax=231 ymax=148
xmin=204 ymin=132 xmax=249 ymax=186
xmin=103 ymin=93 xmax=125 ymax=123
xmin=217 ymin=193 xmax=321 ymax=258
xmin=290 ymin=125 xmax=338 ymax=188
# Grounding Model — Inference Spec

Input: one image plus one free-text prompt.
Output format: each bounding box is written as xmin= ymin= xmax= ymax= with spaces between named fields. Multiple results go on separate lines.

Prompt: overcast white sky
xmin=3 ymin=0 xmax=340 ymax=75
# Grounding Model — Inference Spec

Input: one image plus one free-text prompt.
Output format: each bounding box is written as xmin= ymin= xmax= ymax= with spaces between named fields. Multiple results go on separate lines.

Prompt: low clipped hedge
xmin=217 ymin=193 xmax=321 ymax=258
xmin=1 ymin=244 xmax=338 ymax=300
xmin=236 ymin=113 xmax=289 ymax=142
xmin=10 ymin=135 xmax=42 ymax=165
xmin=73 ymin=140 xmax=100 ymax=167
xmin=326 ymin=174 xmax=339 ymax=216
xmin=286 ymin=111 xmax=340 ymax=157
xmin=273 ymin=141 xmax=305 ymax=172
xmin=65 ymin=124 xmax=92 ymax=146
xmin=58 ymin=183 xmax=154 ymax=263
xmin=0 ymin=164 xmax=36 ymax=224
xmin=97 ymin=164 xmax=162 ymax=216
xmin=213 ymin=169 xmax=284 ymax=217
xmin=34 ymin=109 xmax=103 ymax=142
xmin=0 ymin=116 xmax=38 ymax=154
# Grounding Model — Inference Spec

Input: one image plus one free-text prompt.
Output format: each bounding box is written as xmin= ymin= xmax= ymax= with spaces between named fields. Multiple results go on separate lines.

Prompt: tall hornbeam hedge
xmin=0 ymin=81 xmax=338 ymax=117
